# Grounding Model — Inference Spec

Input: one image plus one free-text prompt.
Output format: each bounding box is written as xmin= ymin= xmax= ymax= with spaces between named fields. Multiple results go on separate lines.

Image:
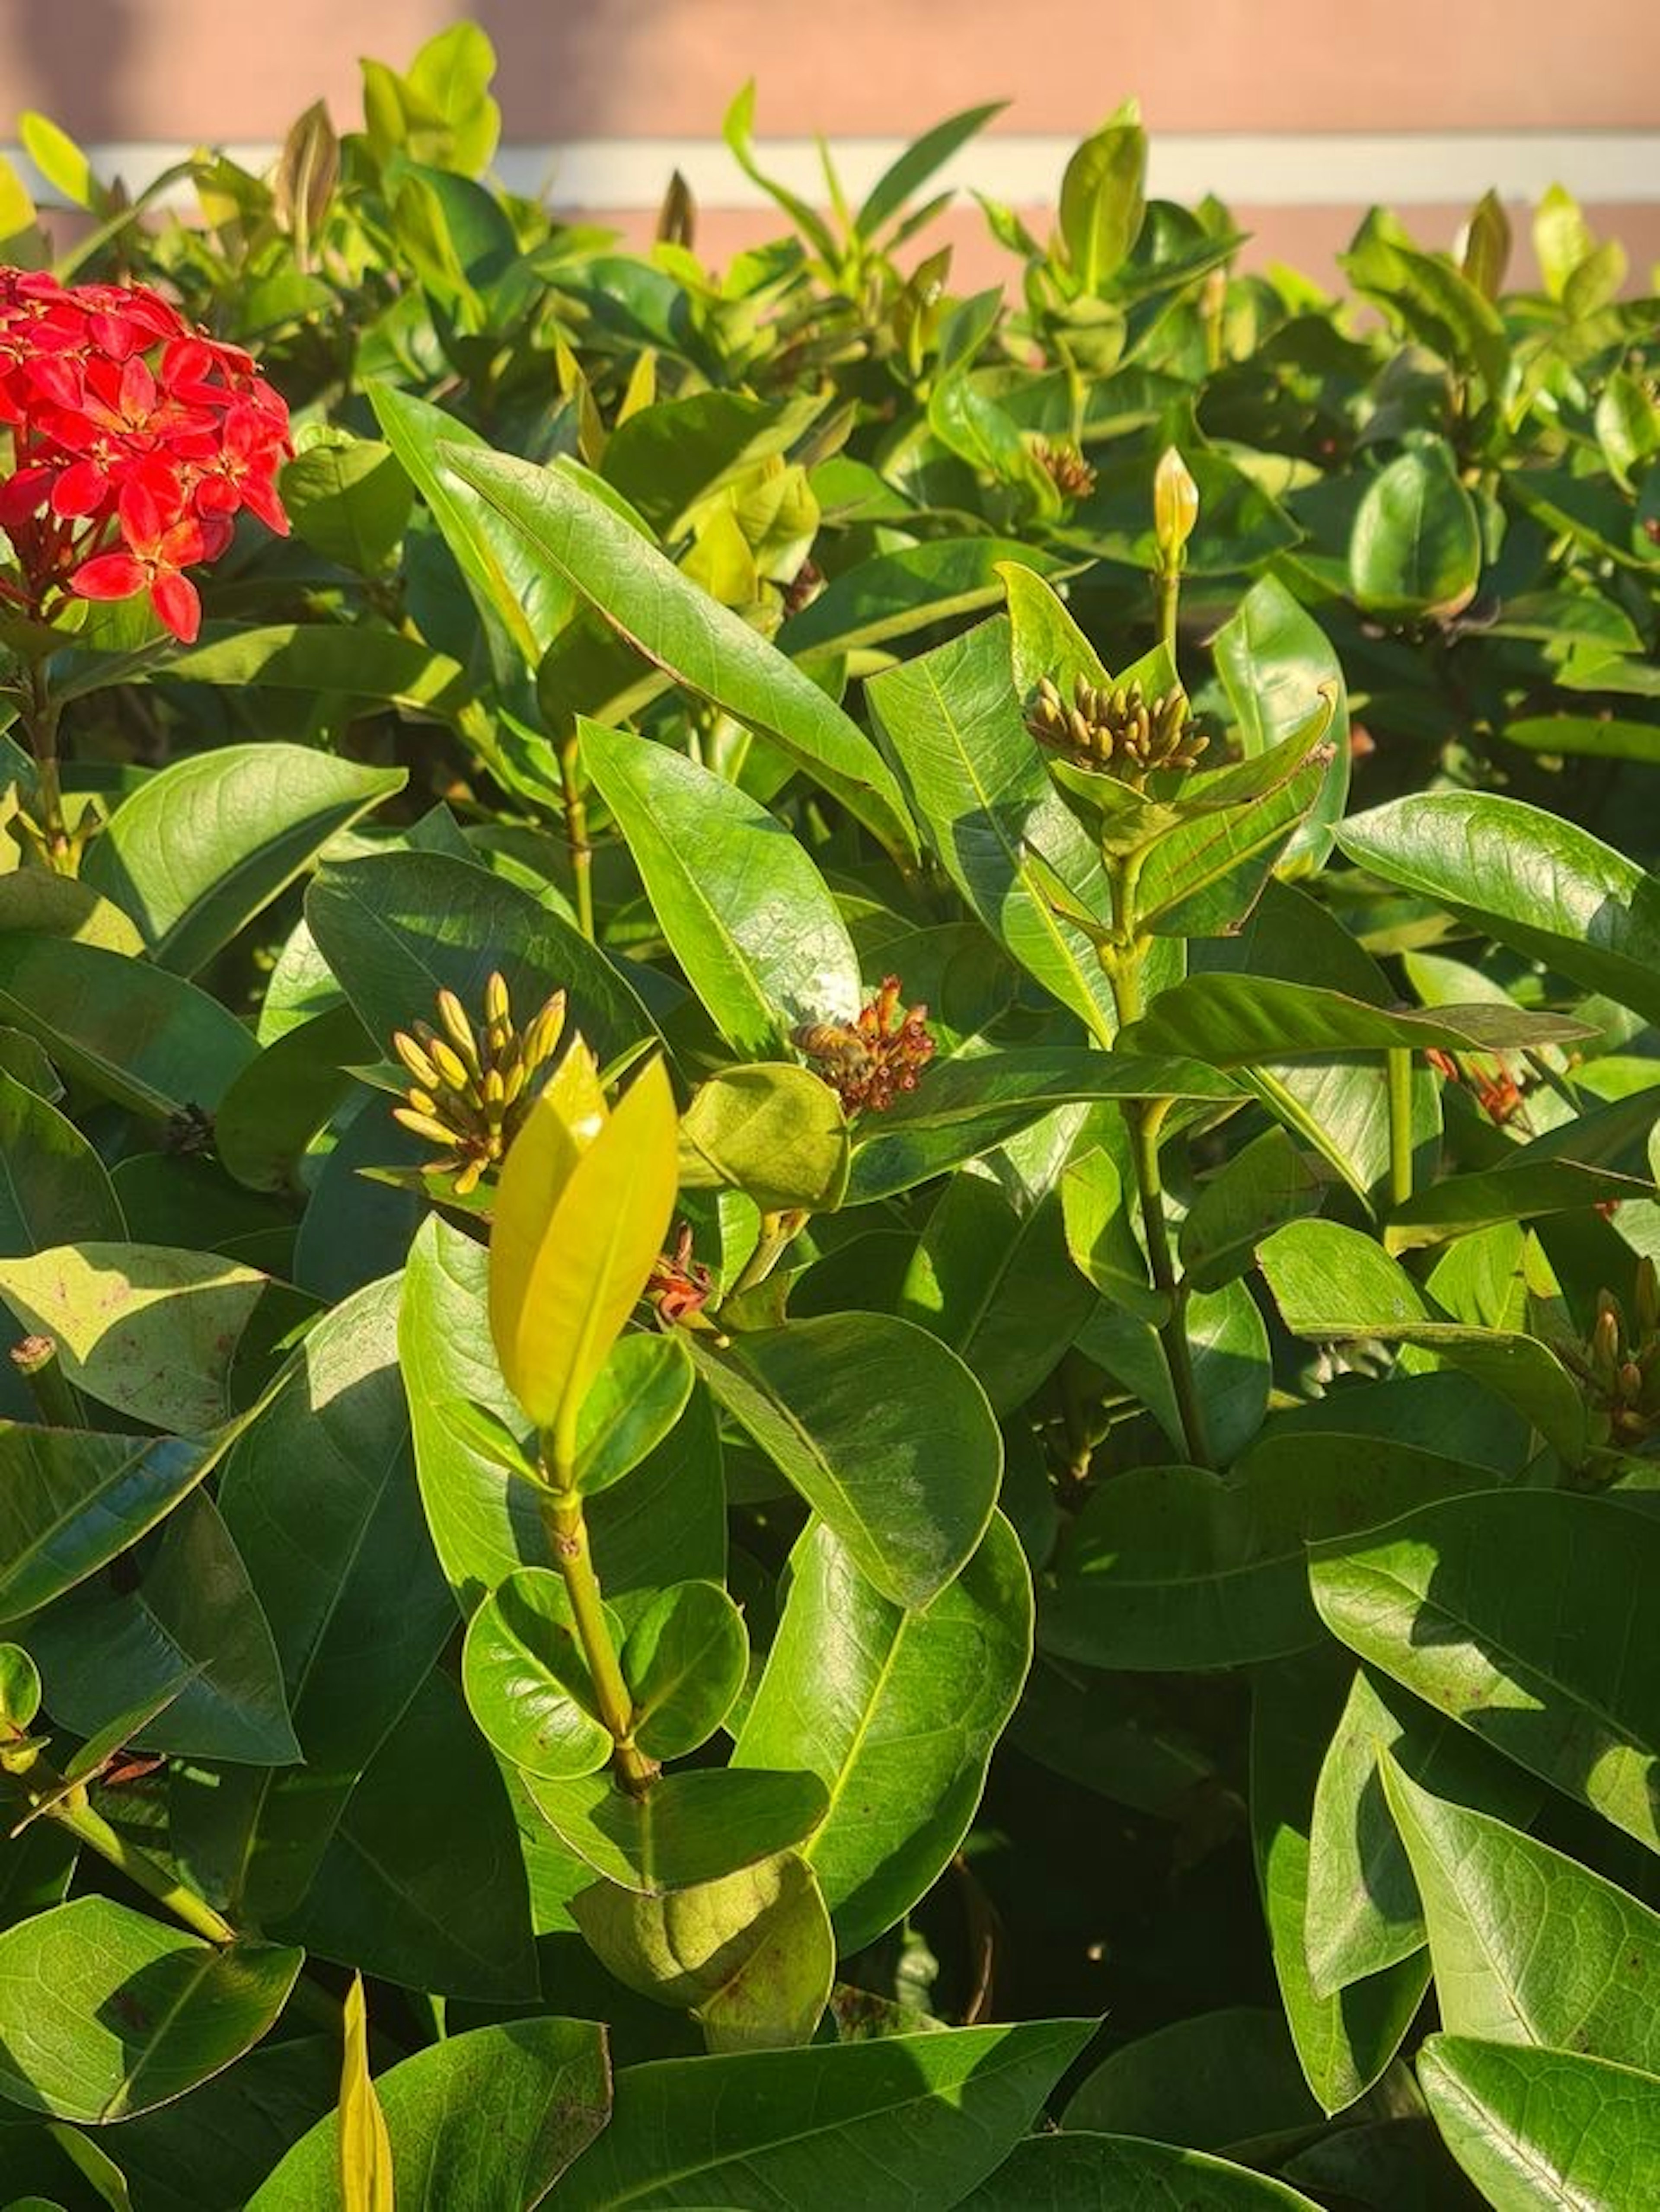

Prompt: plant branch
xmin=557 ymin=734 xmax=595 ymax=942
xmin=1386 ymin=1046 xmax=1414 ymax=1209
xmin=539 ymin=1450 xmax=658 ymax=1799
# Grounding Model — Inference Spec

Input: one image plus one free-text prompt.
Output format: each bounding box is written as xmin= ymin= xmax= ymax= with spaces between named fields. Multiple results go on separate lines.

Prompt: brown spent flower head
xmin=1025 ymin=672 xmax=1208 ymax=786
xmin=391 ymin=972 xmax=567 ymax=1197
xmin=647 ymin=1221 xmax=716 ymax=1330
xmin=793 ymin=975 xmax=935 ymax=1116
xmin=1031 ymin=437 xmax=1097 ymax=501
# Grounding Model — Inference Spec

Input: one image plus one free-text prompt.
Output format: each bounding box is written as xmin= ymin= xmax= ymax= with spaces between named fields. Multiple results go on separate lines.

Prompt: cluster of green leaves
xmin=1 ymin=22 xmax=1658 ymax=2210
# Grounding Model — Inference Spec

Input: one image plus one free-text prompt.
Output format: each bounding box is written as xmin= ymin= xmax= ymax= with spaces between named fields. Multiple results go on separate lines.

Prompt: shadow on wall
xmin=468 ymin=1 xmax=651 ymax=140
xmin=9 ymin=0 xmax=140 ymax=140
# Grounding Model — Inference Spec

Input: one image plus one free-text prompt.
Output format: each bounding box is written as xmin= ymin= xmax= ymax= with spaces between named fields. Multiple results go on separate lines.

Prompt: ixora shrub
xmin=0 ymin=27 xmax=1658 ymax=2211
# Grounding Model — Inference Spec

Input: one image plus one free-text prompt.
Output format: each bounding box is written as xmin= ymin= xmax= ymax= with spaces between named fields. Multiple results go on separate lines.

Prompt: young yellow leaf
xmin=489 ymin=1052 xmax=678 ymax=1445
xmin=339 ymin=1972 xmax=394 ymax=2212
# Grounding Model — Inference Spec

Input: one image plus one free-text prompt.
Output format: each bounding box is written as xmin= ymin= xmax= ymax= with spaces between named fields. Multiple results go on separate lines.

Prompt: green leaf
xmin=869 ymin=1047 xmax=1238 ymax=1131
xmin=1311 ymin=1488 xmax=1660 ymax=1850
xmin=463 ymin=1566 xmax=616 ymax=1781
xmin=401 ymin=1219 xmax=724 ymax=1619
xmin=0 ymin=1068 xmax=124 ymax=1258
xmin=28 ymin=1492 xmax=299 ymax=1765
xmin=1059 ymin=108 xmax=1147 ymax=290
xmin=581 ymin=718 xmax=861 ymax=1057
xmin=552 ymin=2018 xmax=1095 ymax=2209
xmin=249 ymin=2019 xmax=609 ymax=2211
xmin=0 ymin=1897 xmax=300 ymax=2123
xmin=690 ymin=1314 xmax=1000 ymax=1610
xmin=1041 ymin=1434 xmax=1485 ymax=1672
xmin=438 ymin=445 xmax=916 ymax=857
xmin=1251 ymin=1652 xmax=1430 ymax=2114
xmin=571 ymin=1850 xmax=835 ymax=2053
xmin=865 ymin=618 xmax=1125 ymax=1041
xmin=0 ymin=935 xmax=255 ymax=1118
xmin=1259 ymin=1218 xmax=1586 ymax=1460
xmin=623 ymin=1580 xmax=748 ymax=1759
xmin=572 ymin=1330 xmax=695 ymax=1495
xmin=1122 ymin=973 xmax=1588 ymax=1063
xmin=678 ymin=1064 xmax=850 ymax=1214
xmin=162 ymin=624 xmax=470 ymax=717
xmin=0 ymin=1425 xmax=213 ymax=1624
xmin=1304 ymin=1669 xmax=1540 ymax=1998
xmin=1417 ymin=2036 xmax=1660 ymax=2210
xmin=1348 ymin=443 xmax=1481 ymax=618
xmin=1336 ymin=791 xmax=1660 ymax=1030
xmin=306 ymin=849 xmax=658 ymax=1072
xmin=1382 ymin=1759 xmax=1660 ymax=2065
xmin=1179 ymin=1129 xmax=1326 ymax=1293
xmin=0 ymin=1245 xmax=282 ymax=1434
xmin=734 ymin=1514 xmax=1031 ymax=1952
xmin=280 ymin=436 xmax=412 ymax=574
xmin=525 ymin=1765 xmax=830 ymax=1894
xmin=79 ymin=746 xmax=402 ymax=976
xmin=779 ymin=538 xmax=1062 ymax=662
xmin=1063 ymin=2007 xmax=1322 ymax=2158
xmin=1213 ymin=575 xmax=1351 ymax=873
xmin=279 ymin=1668 xmax=537 ymax=2000
xmin=855 ymin=103 xmax=1003 ymax=238
xmin=213 ymin=1002 xmax=368 ymax=1196
xmin=958 ymin=2134 xmax=1325 ymax=2209
xmin=200 ymin=1275 xmax=454 ymax=1919
xmin=600 ymin=388 xmax=828 ymax=539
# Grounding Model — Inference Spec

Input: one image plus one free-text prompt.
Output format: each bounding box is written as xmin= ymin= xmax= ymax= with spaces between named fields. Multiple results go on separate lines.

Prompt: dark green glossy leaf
xmin=163 ymin=622 xmax=470 ymax=716
xmin=690 ymin=1314 xmax=1000 ymax=1610
xmin=779 ymin=538 xmax=1061 ymax=661
xmin=553 ymin=2018 xmax=1095 ymax=2209
xmin=1348 ymin=443 xmax=1481 ymax=618
xmin=80 ymin=747 xmax=403 ymax=975
xmin=734 ymin=1514 xmax=1031 ymax=1952
xmin=278 ymin=1667 xmax=537 ymax=2000
xmin=1418 ymin=2036 xmax=1660 ymax=2209
xmin=1251 ymin=1651 xmax=1430 ymax=2114
xmin=212 ymin=1003 xmax=368 ymax=1196
xmin=462 ymin=1566 xmax=615 ymax=1780
xmin=1312 ymin=1489 xmax=1660 ymax=1849
xmin=90 ymin=2036 xmax=337 ymax=2212
xmin=1041 ymin=1433 xmax=1485 ymax=1672
xmin=525 ymin=1765 xmax=830 ymax=1894
xmin=439 ymin=445 xmax=916 ymax=856
xmin=1179 ymin=1128 xmax=1326 ymax=1292
xmin=1213 ymin=574 xmax=1351 ymax=873
xmin=280 ymin=434 xmax=412 ymax=573
xmin=871 ymin=1049 xmax=1238 ymax=1133
xmin=957 ymin=2133 xmax=1324 ymax=2209
xmin=1336 ymin=791 xmax=1660 ymax=1028
xmin=1385 ymin=1759 xmax=1660 ymax=2065
xmin=306 ymin=849 xmax=657 ymax=1071
xmin=1063 ymin=2007 xmax=1322 ymax=2158
xmin=0 ymin=936 xmax=255 ymax=1118
xmin=249 ymin=2018 xmax=610 ymax=2210
xmin=623 ymin=1579 xmax=748 ymax=1759
xmin=0 ymin=1425 xmax=213 ymax=1625
xmin=582 ymin=718 xmax=860 ymax=1058
xmin=0 ymin=1896 xmax=300 ymax=2123
xmin=1304 ymin=1669 xmax=1540 ymax=1998
xmin=1122 ymin=973 xmax=1589 ymax=1063
xmin=29 ymin=1492 xmax=298 ymax=1766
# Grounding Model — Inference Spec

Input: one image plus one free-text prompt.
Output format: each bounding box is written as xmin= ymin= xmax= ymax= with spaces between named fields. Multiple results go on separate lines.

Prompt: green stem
xmin=23 ymin=660 xmax=70 ymax=872
xmin=557 ymin=735 xmax=595 ymax=943
xmin=1386 ymin=1047 xmax=1414 ymax=1209
xmin=10 ymin=1334 xmax=82 ymax=1427
xmin=721 ymin=1208 xmax=807 ymax=1310
xmin=45 ymin=1785 xmax=237 ymax=1944
xmin=1100 ymin=911 xmax=1211 ymax=1470
xmin=1154 ymin=562 xmax=1181 ymax=669
xmin=539 ymin=1453 xmax=657 ymax=1798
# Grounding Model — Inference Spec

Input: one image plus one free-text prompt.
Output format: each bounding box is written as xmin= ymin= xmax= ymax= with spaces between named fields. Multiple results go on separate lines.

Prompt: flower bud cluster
xmin=1574 ymin=1262 xmax=1660 ymax=1450
xmin=1031 ymin=437 xmax=1097 ymax=500
xmin=1026 ymin=672 xmax=1208 ymax=784
xmin=0 ymin=267 xmax=290 ymax=643
xmin=792 ymin=975 xmax=935 ymax=1116
xmin=392 ymin=972 xmax=567 ymax=1197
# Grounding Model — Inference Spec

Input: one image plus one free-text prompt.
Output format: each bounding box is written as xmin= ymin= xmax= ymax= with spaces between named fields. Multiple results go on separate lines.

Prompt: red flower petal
xmin=151 ymin=569 xmax=201 ymax=642
xmin=70 ymin=550 xmax=147 ymax=601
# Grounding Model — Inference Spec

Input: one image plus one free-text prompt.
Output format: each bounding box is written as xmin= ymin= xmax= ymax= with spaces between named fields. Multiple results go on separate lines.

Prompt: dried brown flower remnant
xmin=647 ymin=1221 xmax=715 ymax=1329
xmin=391 ymin=972 xmax=567 ymax=1198
xmin=793 ymin=975 xmax=935 ymax=1116
xmin=1025 ymin=672 xmax=1208 ymax=784
xmin=1031 ymin=437 xmax=1097 ymax=501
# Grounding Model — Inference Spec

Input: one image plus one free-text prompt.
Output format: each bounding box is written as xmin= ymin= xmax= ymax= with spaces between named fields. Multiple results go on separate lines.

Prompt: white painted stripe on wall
xmin=8 ymin=132 xmax=1660 ymax=213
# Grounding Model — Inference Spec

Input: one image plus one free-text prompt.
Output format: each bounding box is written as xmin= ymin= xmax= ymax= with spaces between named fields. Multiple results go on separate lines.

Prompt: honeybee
xmin=791 ymin=1021 xmax=874 ymax=1084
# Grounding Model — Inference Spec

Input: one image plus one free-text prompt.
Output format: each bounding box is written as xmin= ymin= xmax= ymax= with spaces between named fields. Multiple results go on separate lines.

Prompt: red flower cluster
xmin=792 ymin=975 xmax=936 ymax=1116
xmin=0 ymin=268 xmax=290 ymax=644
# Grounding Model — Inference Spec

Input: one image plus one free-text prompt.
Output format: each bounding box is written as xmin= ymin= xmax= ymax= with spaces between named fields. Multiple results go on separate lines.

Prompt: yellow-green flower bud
xmin=1154 ymin=446 xmax=1200 ymax=567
